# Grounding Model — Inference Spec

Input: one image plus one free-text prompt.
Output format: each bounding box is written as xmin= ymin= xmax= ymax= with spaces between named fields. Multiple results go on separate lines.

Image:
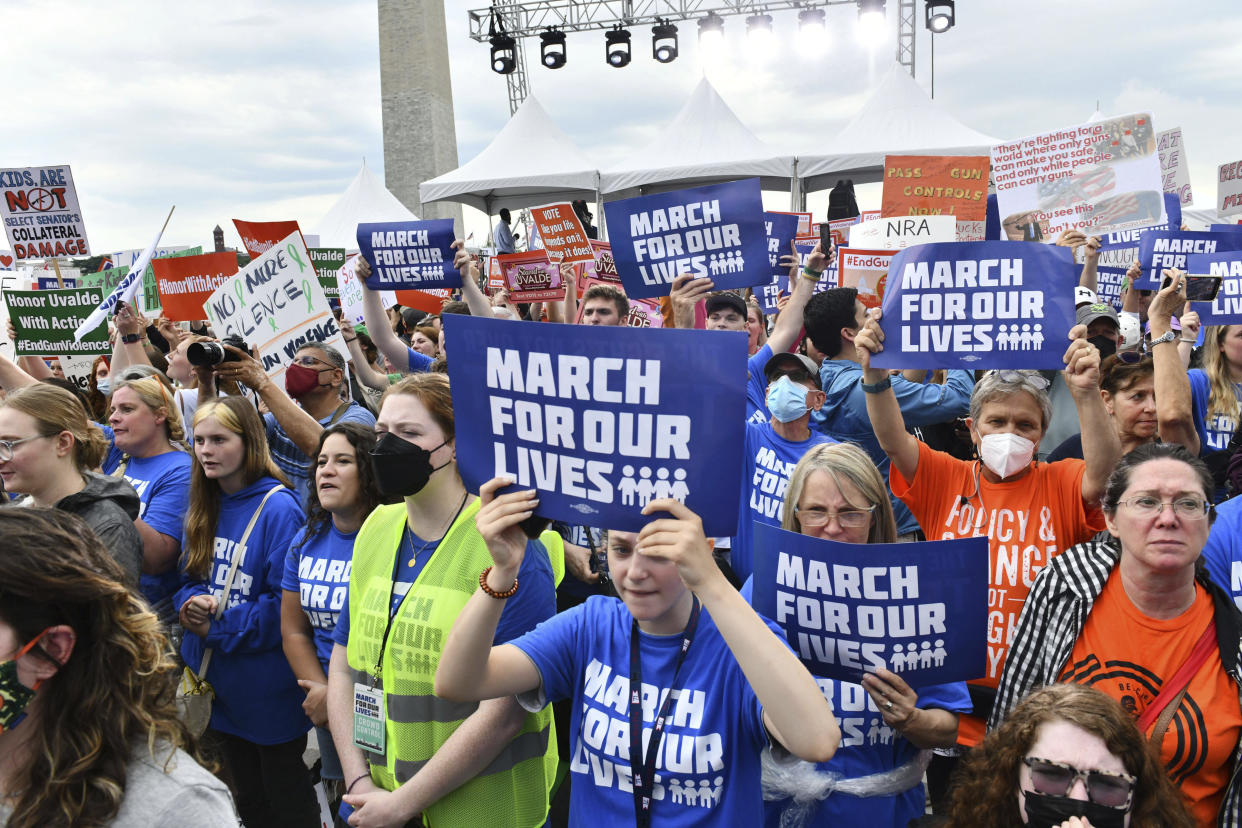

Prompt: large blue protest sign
xmin=1135 ymin=230 xmax=1242 ymax=289
xmin=1210 ymin=224 xmax=1242 ymax=234
xmin=873 ymin=241 xmax=1077 ymax=370
xmin=603 ymin=178 xmax=768 ymax=299
xmin=751 ymin=523 xmax=988 ymax=685
xmin=444 ymin=315 xmax=747 ymax=536
xmin=1187 ymin=251 xmax=1242 ymax=325
xmin=357 ymin=219 xmax=459 ymax=290
xmin=754 ymin=212 xmax=801 ymax=313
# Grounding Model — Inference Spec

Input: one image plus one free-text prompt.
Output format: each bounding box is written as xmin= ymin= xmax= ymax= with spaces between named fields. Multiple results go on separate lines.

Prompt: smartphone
xmin=1162 ymin=274 xmax=1222 ymax=302
xmin=818 ymin=223 xmax=833 ymax=255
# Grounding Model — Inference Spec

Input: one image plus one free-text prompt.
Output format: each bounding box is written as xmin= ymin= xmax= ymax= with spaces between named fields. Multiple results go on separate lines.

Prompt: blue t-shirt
xmin=282 ymin=523 xmax=356 ymax=673
xmin=510 ymin=596 xmax=774 ymax=826
xmin=1189 ymin=368 xmax=1240 ymax=454
xmin=1204 ymin=496 xmax=1242 ymax=611
xmin=111 ymin=450 xmax=193 ymax=617
xmin=745 ymin=344 xmax=773 ymax=425
xmin=406 ymin=347 xmax=434 ymax=374
xmin=264 ymin=403 xmax=376 ymax=507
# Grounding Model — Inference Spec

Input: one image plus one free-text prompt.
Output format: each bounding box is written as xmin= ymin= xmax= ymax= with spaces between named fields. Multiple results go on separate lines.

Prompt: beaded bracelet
xmin=479 ymin=566 xmax=519 ymax=599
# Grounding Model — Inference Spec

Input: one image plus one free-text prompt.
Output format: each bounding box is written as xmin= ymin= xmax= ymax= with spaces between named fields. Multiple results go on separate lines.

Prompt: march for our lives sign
xmin=873 ymin=241 xmax=1077 ymax=371
xmin=1135 ymin=230 xmax=1242 ymax=289
xmin=444 ymin=315 xmax=746 ymax=536
xmin=357 ymin=219 xmax=459 ymax=290
xmin=751 ymin=523 xmax=988 ymax=685
xmin=603 ymin=178 xmax=768 ymax=299
xmin=755 ymin=212 xmax=801 ymax=313
xmin=1188 ymin=251 xmax=1242 ymax=325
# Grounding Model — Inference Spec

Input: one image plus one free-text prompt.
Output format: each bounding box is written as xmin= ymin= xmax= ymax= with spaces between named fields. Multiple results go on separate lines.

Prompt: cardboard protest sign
xmin=1135 ymin=230 xmax=1242 ymax=289
xmin=873 ymin=242 xmax=1077 ymax=370
xmin=486 ymin=256 xmax=505 ymax=290
xmin=153 ymin=252 xmax=239 ymax=321
xmin=580 ymin=240 xmax=620 ymax=286
xmin=0 ymin=270 xmax=33 ymax=360
xmin=202 ymin=232 xmax=343 ymax=383
xmin=335 ymin=254 xmax=374 ymax=328
xmin=0 ymin=166 xmax=90 ymax=259
xmin=992 ymin=113 xmax=1164 ymax=239
xmin=1219 ymin=160 xmax=1242 ymax=218
xmin=233 ymin=219 xmax=304 ymax=260
xmin=751 ymin=524 xmax=988 ymax=685
xmin=140 ymin=246 xmax=203 ymax=316
xmin=497 ymin=251 xmax=565 ymax=302
xmin=36 ymin=276 xmax=77 ymax=289
xmin=752 ymin=212 xmax=801 ymax=313
xmin=5 ymin=287 xmax=110 ymax=355
xmin=826 ymin=217 xmax=860 ymax=248
xmin=848 ymin=215 xmax=957 ymax=250
xmin=603 ymin=178 xmax=768 ymax=299
xmin=771 ymin=211 xmax=812 ymax=236
xmin=309 ymin=248 xmax=346 ymax=299
xmin=529 ymin=203 xmax=594 ymax=264
xmin=80 ymin=265 xmax=129 ymax=294
xmin=60 ymin=354 xmax=96 ymax=395
xmin=1157 ymin=128 xmax=1192 ymax=207
xmin=881 ymin=155 xmax=989 ymax=220
xmin=837 ymin=248 xmax=897 ymax=309
xmin=357 ymin=219 xmax=458 ymax=290
xmin=445 ymin=315 xmax=745 ymax=535
xmin=1186 ymin=252 xmax=1242 ymax=325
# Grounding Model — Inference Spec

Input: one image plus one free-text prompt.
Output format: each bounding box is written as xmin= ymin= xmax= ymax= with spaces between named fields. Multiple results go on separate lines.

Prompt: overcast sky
xmin=5 ymin=0 xmax=1240 ymax=254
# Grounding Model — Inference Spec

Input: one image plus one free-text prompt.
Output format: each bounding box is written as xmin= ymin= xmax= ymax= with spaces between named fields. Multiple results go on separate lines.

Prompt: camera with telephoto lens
xmin=186 ymin=335 xmax=250 ymax=367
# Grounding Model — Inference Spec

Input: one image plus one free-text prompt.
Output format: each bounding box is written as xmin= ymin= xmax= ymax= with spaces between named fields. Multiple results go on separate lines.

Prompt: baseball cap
xmin=1074 ymin=286 xmax=1099 ymax=306
xmin=764 ymin=352 xmax=821 ymax=388
xmin=1076 ymin=302 xmax=1119 ymax=330
xmin=704 ymin=292 xmax=746 ymax=319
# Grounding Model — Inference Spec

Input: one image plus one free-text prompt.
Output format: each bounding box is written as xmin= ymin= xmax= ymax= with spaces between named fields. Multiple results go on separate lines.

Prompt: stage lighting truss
xmin=605 ymin=25 xmax=632 ymax=67
xmin=652 ymin=18 xmax=679 ymax=63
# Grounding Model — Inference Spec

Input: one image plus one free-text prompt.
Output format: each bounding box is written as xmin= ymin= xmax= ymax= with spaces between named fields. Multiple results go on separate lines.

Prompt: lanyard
xmin=629 ymin=597 xmax=700 ymax=828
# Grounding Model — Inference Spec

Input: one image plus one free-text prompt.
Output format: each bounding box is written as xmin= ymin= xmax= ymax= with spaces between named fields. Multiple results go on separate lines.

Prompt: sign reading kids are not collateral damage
xmin=0 ymin=165 xmax=90 ymax=259
xmin=445 ymin=315 xmax=746 ymax=536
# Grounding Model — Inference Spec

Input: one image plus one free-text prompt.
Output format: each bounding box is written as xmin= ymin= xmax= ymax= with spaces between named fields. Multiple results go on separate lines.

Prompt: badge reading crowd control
xmin=353 ymin=683 xmax=386 ymax=754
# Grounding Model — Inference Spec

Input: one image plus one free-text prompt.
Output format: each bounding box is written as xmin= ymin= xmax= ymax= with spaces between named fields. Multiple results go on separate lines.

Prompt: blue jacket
xmin=174 ymin=476 xmax=309 ymax=745
xmin=811 ymin=360 xmax=973 ymax=535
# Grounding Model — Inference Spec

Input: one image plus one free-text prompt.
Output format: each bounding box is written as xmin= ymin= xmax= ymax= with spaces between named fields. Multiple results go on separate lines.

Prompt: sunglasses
xmin=1023 ymin=757 xmax=1135 ymax=809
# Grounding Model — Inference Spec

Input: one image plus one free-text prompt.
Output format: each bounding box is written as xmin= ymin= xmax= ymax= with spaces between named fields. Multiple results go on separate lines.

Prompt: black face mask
xmin=1088 ymin=333 xmax=1119 ymax=360
xmin=369 ymin=433 xmax=450 ymax=498
xmin=1023 ymin=791 xmax=1127 ymax=828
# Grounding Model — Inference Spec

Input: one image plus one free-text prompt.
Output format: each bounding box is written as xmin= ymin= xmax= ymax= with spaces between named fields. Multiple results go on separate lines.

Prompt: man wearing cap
xmin=729 ymin=352 xmax=836 ymax=582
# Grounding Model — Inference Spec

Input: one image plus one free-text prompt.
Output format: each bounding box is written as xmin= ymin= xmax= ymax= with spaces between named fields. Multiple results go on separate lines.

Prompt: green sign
xmin=309 ymin=248 xmax=346 ymax=299
xmin=5 ymin=288 xmax=110 ymax=356
xmin=80 ymin=265 xmax=129 ymax=294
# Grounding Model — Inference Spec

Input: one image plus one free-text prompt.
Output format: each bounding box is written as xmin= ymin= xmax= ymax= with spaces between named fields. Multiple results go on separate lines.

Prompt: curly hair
xmin=0 ymin=508 xmax=199 ymax=828
xmin=942 ymin=684 xmax=1194 ymax=827
xmin=295 ymin=422 xmax=388 ymax=553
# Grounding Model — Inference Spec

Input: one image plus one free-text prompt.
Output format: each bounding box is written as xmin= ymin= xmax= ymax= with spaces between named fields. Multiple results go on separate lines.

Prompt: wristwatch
xmin=121 ymin=333 xmax=143 ymax=344
xmin=1149 ymin=330 xmax=1177 ymax=348
xmin=861 ymin=375 xmax=892 ymax=394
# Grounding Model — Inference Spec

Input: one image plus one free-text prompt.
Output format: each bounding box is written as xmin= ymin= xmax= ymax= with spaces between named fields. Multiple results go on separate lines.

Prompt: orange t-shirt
xmin=1062 ymin=569 xmax=1242 ymax=827
xmin=890 ymin=441 xmax=1105 ymax=744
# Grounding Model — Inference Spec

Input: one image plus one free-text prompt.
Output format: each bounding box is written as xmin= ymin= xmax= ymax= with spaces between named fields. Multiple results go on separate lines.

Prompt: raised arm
xmin=0 ymin=350 xmax=38 ymax=391
xmin=1077 ymin=235 xmax=1101 ymax=294
xmin=212 ymin=345 xmax=323 ymax=458
xmin=1148 ymin=270 xmax=1201 ymax=455
xmin=560 ymin=261 xmax=578 ymax=324
xmin=342 ymin=328 xmax=391 ymax=392
xmin=1063 ymin=324 xmax=1122 ymax=505
xmin=357 ymin=257 xmax=417 ymax=372
xmin=451 ymin=242 xmax=495 ymax=319
xmin=669 ymin=273 xmax=714 ymax=329
xmin=110 ymin=301 xmax=153 ymax=374
xmin=767 ymin=239 xmax=817 ymax=354
xmin=856 ymin=309 xmax=921 ymax=482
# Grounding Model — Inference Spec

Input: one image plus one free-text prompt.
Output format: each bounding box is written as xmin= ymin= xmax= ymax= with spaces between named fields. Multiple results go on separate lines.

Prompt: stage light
xmin=746 ymin=13 xmax=775 ymax=52
xmin=856 ymin=0 xmax=887 ymax=45
xmin=925 ymin=0 xmax=954 ymax=33
xmin=490 ymin=32 xmax=517 ymax=74
xmin=605 ymin=25 xmax=632 ymax=67
xmin=797 ymin=7 xmax=826 ymax=51
xmin=540 ymin=27 xmax=567 ymax=68
xmin=698 ymin=11 xmax=725 ymax=52
xmin=652 ymin=19 xmax=679 ymax=63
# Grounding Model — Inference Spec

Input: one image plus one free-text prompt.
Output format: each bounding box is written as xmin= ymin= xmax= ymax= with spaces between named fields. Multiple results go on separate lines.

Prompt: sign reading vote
xmin=444 ymin=315 xmax=746 ymax=536
xmin=357 ymin=219 xmax=458 ymax=290
xmin=751 ymin=523 xmax=988 ymax=685
xmin=530 ymin=203 xmax=593 ymax=264
xmin=1135 ymin=230 xmax=1242 ymax=289
xmin=604 ymin=178 xmax=767 ymax=299
xmin=1187 ymin=251 xmax=1242 ymax=325
xmin=873 ymin=241 xmax=1077 ymax=370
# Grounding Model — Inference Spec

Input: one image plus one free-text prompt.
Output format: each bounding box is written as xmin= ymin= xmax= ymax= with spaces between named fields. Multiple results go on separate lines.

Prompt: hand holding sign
xmin=1062 ymin=325 xmax=1102 ymax=399
xmin=476 ymin=476 xmax=538 ymax=584
xmin=854 ymin=307 xmax=886 ymax=377
xmin=861 ymin=669 xmax=920 ymax=730
xmin=1147 ymin=268 xmax=1187 ymax=339
xmin=636 ymin=498 xmax=718 ymax=592
xmin=670 ymin=273 xmax=715 ymax=329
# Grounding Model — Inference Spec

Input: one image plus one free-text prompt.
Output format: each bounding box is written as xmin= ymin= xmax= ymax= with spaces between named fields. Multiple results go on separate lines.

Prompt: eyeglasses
xmin=1114 ymin=350 xmax=1144 ymax=365
xmin=1023 ymin=757 xmax=1135 ymax=809
xmin=1116 ymin=495 xmax=1211 ymax=519
xmin=293 ymin=355 xmax=334 ymax=369
xmin=0 ymin=435 xmax=50 ymax=462
xmin=990 ymin=370 xmax=1050 ymax=390
xmin=795 ymin=505 xmax=876 ymax=529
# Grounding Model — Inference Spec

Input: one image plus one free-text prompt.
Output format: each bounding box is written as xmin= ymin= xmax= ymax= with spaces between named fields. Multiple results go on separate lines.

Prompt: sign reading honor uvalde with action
xmin=357 ymin=219 xmax=458 ymax=290
xmin=5 ymin=287 xmax=110 ymax=355
xmin=445 ymin=315 xmax=746 ymax=536
xmin=872 ymin=241 xmax=1077 ymax=370
xmin=751 ymin=524 xmax=988 ymax=685
xmin=0 ymin=165 xmax=90 ymax=260
xmin=603 ymin=178 xmax=767 ymax=298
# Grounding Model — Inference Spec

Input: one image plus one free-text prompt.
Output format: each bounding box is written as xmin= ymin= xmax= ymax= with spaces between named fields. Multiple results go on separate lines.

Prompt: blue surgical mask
xmin=766 ymin=376 xmax=811 ymax=423
xmin=97 ymin=378 xmax=111 ymax=396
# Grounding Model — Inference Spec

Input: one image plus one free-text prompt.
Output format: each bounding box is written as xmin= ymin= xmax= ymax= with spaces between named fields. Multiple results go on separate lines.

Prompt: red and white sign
xmin=837 ymin=247 xmax=897 ymax=309
xmin=498 ymin=250 xmax=566 ymax=302
xmin=1219 ymin=159 xmax=1242 ymax=217
xmin=529 ymin=203 xmax=594 ymax=264
xmin=0 ymin=165 xmax=90 ymax=260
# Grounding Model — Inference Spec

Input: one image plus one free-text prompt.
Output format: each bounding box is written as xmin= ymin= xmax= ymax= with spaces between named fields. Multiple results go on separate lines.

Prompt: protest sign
xmin=75 ymin=212 xmax=172 ymax=341
xmin=498 ymin=251 xmax=565 ymax=302
xmin=1212 ymin=224 xmax=1242 ymax=233
xmin=580 ymin=240 xmax=620 ymax=287
xmin=153 ymin=251 xmax=239 ymax=321
xmin=1186 ymin=251 xmax=1242 ymax=325
xmin=795 ymin=238 xmax=837 ymax=295
xmin=1095 ymin=266 xmax=1127 ymax=312
xmin=233 ymin=219 xmax=305 ymax=260
xmin=881 ymin=155 xmax=990 ymax=220
xmin=1135 ymin=230 xmax=1242 ymax=289
xmin=0 ymin=270 xmax=32 ymax=360
xmin=486 ymin=256 xmax=505 ymax=290
xmin=309 ymin=248 xmax=346 ymax=299
xmin=1157 ymin=128 xmax=1192 ymax=207
xmin=0 ymin=250 xmax=13 ymax=269
xmin=445 ymin=315 xmax=745 ymax=535
xmin=771 ymin=211 xmax=812 ymax=236
xmin=0 ymin=165 xmax=90 ymax=259
xmin=357 ymin=219 xmax=459 ymax=290
xmin=60 ymin=354 xmax=96 ymax=395
xmin=139 ymin=246 xmax=202 ymax=316
xmin=202 ymin=232 xmax=343 ymax=383
xmin=753 ymin=212 xmax=802 ymax=313
xmin=575 ymin=276 xmax=663 ymax=328
xmin=603 ymin=178 xmax=768 ymax=298
xmin=873 ymin=242 xmax=1077 ymax=370
xmin=6 ymin=287 xmax=110 ymax=355
xmin=992 ymin=113 xmax=1164 ymax=238
xmin=826 ymin=216 xmax=860 ymax=248
xmin=37 ymin=276 xmax=77 ymax=289
xmin=751 ymin=524 xmax=988 ymax=685
xmin=335 ymin=254 xmax=375 ymax=328
xmin=80 ymin=265 xmax=129 ymax=294
xmin=393 ymin=288 xmax=452 ymax=314
xmin=848 ymin=215 xmax=957 ymax=250
xmin=529 ymin=203 xmax=594 ymax=264
xmin=837 ymin=248 xmax=897 ymax=309
xmin=1220 ymin=160 xmax=1242 ymax=218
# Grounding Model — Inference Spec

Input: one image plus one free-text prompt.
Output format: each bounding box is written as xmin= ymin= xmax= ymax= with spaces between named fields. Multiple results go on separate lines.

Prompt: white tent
xmin=311 ymin=161 xmax=418 ymax=250
xmin=600 ymin=77 xmax=794 ymax=198
xmin=797 ymin=64 xmax=1001 ymax=195
xmin=418 ymin=95 xmax=599 ymax=214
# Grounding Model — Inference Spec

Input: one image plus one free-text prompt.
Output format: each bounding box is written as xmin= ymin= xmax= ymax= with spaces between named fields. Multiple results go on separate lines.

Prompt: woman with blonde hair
xmin=173 ymin=395 xmax=319 ymax=827
xmin=0 ymin=383 xmax=142 ymax=583
xmin=780 ymin=441 xmax=897 ymax=543
xmin=0 ymin=507 xmax=237 ymax=828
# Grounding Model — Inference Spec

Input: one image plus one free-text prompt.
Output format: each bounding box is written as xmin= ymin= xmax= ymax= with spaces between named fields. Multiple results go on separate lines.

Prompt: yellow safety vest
xmin=346 ymin=500 xmax=557 ymax=828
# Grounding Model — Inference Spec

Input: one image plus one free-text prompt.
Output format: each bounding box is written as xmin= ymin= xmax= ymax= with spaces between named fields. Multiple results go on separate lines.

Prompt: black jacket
xmin=57 ymin=472 xmax=143 ymax=585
